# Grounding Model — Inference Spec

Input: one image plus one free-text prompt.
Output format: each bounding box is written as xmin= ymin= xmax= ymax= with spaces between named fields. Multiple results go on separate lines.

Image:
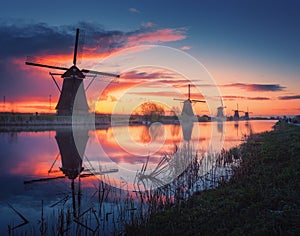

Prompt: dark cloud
xmin=0 ymin=21 xmax=187 ymax=102
xmin=223 ymin=95 xmax=270 ymax=101
xmin=121 ymin=70 xmax=176 ymax=80
xmin=0 ymin=23 xmax=74 ymax=58
xmin=278 ymin=95 xmax=300 ymax=100
xmin=247 ymin=97 xmax=271 ymax=100
xmin=223 ymin=83 xmax=285 ymax=92
xmin=130 ymin=91 xmax=205 ymax=100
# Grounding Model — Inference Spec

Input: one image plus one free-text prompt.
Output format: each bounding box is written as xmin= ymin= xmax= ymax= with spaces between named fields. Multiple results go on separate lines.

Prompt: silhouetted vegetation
xmin=133 ymin=122 xmax=300 ymax=235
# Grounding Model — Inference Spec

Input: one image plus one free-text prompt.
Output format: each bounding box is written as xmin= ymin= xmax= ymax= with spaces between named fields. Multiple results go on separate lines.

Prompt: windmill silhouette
xmin=25 ymin=28 xmax=119 ymax=116
xmin=174 ymin=84 xmax=205 ymax=120
xmin=232 ymin=104 xmax=244 ymax=121
xmin=214 ymin=106 xmax=226 ymax=121
xmin=244 ymin=107 xmax=253 ymax=120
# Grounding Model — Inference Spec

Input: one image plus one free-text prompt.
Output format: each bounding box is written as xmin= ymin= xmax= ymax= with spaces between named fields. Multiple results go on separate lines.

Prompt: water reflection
xmin=181 ymin=120 xmax=193 ymax=142
xmin=56 ymin=128 xmax=88 ymax=180
xmin=135 ymin=121 xmax=195 ymax=189
xmin=0 ymin=120 xmax=277 ymax=234
xmin=217 ymin=121 xmax=223 ymax=133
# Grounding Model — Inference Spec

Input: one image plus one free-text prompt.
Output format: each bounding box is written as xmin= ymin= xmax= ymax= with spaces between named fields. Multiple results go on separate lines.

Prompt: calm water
xmin=0 ymin=120 xmax=276 ymax=234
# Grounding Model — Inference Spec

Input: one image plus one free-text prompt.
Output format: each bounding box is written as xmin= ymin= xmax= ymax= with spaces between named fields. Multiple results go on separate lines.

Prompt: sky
xmin=0 ymin=0 xmax=299 ymax=116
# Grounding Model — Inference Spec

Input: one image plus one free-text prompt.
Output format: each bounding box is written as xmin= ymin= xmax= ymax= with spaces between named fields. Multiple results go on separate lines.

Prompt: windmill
xmin=232 ymin=104 xmax=244 ymax=121
xmin=25 ymin=28 xmax=119 ymax=116
xmin=244 ymin=107 xmax=253 ymax=120
xmin=174 ymin=84 xmax=205 ymax=120
xmin=214 ymin=106 xmax=226 ymax=121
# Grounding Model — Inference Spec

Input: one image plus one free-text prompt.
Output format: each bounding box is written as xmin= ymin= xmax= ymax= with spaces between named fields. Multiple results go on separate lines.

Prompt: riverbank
xmin=131 ymin=122 xmax=300 ymax=235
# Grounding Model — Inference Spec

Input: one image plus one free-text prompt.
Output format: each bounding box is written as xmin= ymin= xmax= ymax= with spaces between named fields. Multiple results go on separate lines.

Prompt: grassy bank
xmin=131 ymin=122 xmax=300 ymax=235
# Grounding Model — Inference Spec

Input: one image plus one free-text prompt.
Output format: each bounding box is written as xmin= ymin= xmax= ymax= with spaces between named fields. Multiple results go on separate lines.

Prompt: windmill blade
xmin=24 ymin=176 xmax=65 ymax=184
xmin=49 ymin=72 xmax=62 ymax=93
xmin=25 ymin=62 xmax=69 ymax=71
xmin=73 ymin=28 xmax=79 ymax=66
xmin=81 ymin=68 xmax=119 ymax=77
xmin=76 ymin=29 xmax=85 ymax=65
xmin=85 ymin=74 xmax=119 ymax=92
xmin=190 ymin=99 xmax=206 ymax=103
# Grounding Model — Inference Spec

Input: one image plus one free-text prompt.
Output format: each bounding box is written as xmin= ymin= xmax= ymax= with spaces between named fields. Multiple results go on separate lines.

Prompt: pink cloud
xmin=126 ymin=28 xmax=187 ymax=45
xmin=181 ymin=46 xmax=191 ymax=50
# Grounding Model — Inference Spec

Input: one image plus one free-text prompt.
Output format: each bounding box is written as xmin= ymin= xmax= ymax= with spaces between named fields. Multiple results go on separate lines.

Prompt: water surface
xmin=0 ymin=120 xmax=276 ymax=234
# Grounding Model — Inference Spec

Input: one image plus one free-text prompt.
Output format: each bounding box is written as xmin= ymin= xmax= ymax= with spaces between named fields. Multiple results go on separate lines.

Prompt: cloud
xmin=0 ymin=21 xmax=187 ymax=102
xmin=181 ymin=46 xmax=191 ymax=50
xmin=223 ymin=83 xmax=285 ymax=92
xmin=0 ymin=21 xmax=187 ymax=58
xmin=129 ymin=91 xmax=205 ymax=100
xmin=119 ymin=70 xmax=194 ymax=90
xmin=247 ymin=97 xmax=271 ymax=100
xmin=129 ymin=8 xmax=140 ymax=14
xmin=121 ymin=70 xmax=176 ymax=80
xmin=128 ymin=91 xmax=182 ymax=97
xmin=223 ymin=95 xmax=270 ymax=101
xmin=278 ymin=95 xmax=300 ymax=100
xmin=126 ymin=28 xmax=187 ymax=45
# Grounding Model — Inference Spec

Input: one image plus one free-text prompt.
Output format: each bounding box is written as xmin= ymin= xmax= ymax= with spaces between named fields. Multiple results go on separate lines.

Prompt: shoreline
xmin=0 ymin=119 xmax=276 ymax=132
xmin=130 ymin=122 xmax=300 ymax=235
xmin=0 ymin=112 xmax=277 ymax=132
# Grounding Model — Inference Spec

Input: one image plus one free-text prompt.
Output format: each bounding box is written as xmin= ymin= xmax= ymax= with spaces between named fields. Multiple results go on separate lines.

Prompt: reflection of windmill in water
xmin=174 ymin=84 xmax=206 ymax=122
xmin=25 ymin=28 xmax=119 ymax=116
xmin=135 ymin=122 xmax=195 ymax=189
xmin=182 ymin=121 xmax=193 ymax=143
xmin=24 ymin=128 xmax=118 ymax=218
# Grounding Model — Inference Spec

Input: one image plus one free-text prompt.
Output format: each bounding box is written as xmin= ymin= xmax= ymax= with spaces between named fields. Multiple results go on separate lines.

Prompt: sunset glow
xmin=0 ymin=1 xmax=299 ymax=117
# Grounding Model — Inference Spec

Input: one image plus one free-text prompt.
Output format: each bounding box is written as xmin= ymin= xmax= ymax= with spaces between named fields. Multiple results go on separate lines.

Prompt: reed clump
xmin=132 ymin=122 xmax=300 ymax=235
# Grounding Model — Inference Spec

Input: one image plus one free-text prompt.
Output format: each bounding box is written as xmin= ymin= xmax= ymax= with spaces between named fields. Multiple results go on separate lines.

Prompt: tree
xmin=139 ymin=102 xmax=164 ymax=122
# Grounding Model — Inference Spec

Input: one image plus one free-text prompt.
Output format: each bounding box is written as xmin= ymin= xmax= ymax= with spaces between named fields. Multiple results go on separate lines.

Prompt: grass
xmin=131 ymin=122 xmax=300 ymax=235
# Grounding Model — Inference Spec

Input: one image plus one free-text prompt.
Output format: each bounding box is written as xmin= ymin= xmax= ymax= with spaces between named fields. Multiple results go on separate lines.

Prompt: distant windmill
xmin=232 ymin=104 xmax=244 ymax=121
xmin=25 ymin=28 xmax=119 ymax=116
xmin=215 ymin=106 xmax=226 ymax=121
xmin=174 ymin=84 xmax=205 ymax=119
xmin=244 ymin=107 xmax=253 ymax=120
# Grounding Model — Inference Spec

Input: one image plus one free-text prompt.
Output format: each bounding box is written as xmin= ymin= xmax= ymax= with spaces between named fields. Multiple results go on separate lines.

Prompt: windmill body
xmin=56 ymin=74 xmax=89 ymax=115
xmin=182 ymin=100 xmax=194 ymax=117
xmin=212 ymin=106 xmax=226 ymax=121
xmin=244 ymin=108 xmax=253 ymax=120
xmin=26 ymin=29 xmax=119 ymax=116
xmin=232 ymin=104 xmax=243 ymax=121
xmin=233 ymin=110 xmax=240 ymax=120
xmin=217 ymin=106 xmax=225 ymax=118
xmin=244 ymin=111 xmax=249 ymax=120
xmin=174 ymin=84 xmax=205 ymax=122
